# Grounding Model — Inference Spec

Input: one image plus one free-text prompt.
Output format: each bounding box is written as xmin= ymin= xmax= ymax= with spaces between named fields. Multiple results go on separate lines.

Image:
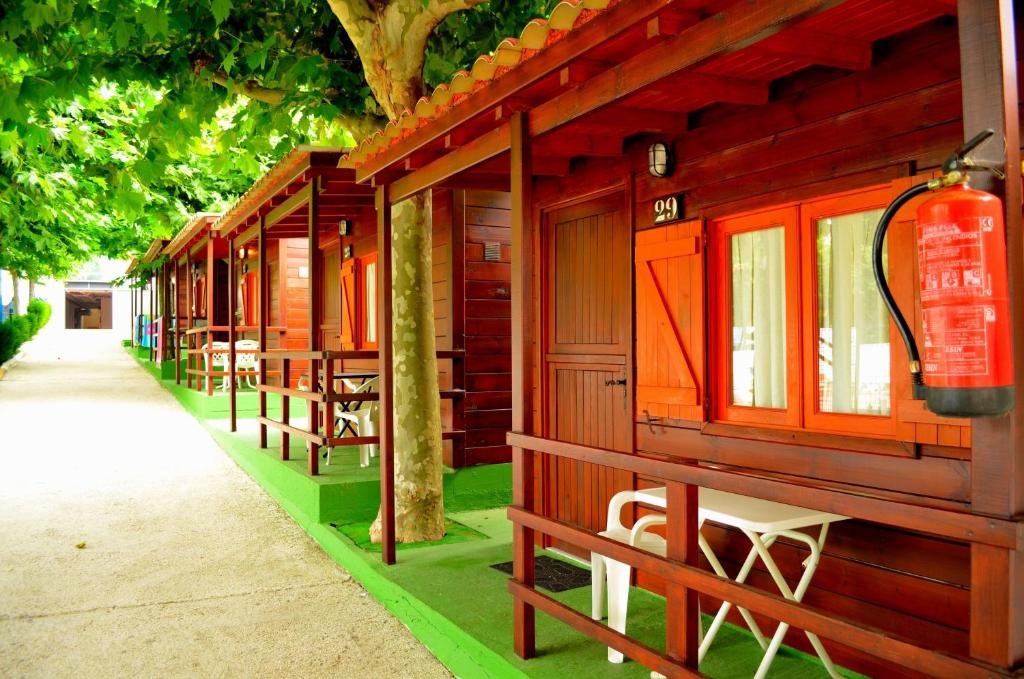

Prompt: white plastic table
xmin=635 ymin=487 xmax=847 ymax=679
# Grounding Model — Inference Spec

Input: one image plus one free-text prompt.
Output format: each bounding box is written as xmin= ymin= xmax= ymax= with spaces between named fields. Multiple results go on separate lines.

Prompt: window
xmin=358 ymin=252 xmax=378 ymax=350
xmin=713 ymin=187 xmax=897 ymax=437
xmin=713 ymin=207 xmax=800 ymax=428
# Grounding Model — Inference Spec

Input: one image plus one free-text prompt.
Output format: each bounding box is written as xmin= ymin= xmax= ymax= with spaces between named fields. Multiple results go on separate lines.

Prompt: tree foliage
xmin=1 ymin=0 xmax=554 ymax=281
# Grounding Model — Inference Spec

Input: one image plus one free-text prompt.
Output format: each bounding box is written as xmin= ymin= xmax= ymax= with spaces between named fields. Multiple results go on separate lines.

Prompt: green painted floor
xmin=130 ymin=344 xmax=861 ymax=679
xmin=326 ymin=508 xmax=861 ymax=679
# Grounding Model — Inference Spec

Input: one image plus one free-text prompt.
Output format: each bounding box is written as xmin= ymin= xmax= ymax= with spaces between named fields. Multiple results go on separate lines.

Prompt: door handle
xmin=604 ymin=378 xmax=627 ymax=386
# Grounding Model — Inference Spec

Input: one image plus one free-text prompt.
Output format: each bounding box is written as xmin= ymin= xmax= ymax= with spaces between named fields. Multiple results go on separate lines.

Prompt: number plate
xmin=653 ymin=195 xmax=683 ymax=224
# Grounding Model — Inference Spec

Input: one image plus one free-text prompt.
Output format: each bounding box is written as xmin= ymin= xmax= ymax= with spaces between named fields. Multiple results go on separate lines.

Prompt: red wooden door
xmin=543 ymin=191 xmax=634 ymax=539
xmin=321 ymin=244 xmax=341 ymax=350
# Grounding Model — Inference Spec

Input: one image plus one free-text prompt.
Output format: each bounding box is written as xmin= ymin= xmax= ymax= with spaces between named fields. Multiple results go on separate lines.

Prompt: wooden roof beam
xmin=534 ymin=134 xmax=624 ymax=158
xmin=529 ymin=0 xmax=841 ymax=138
xmin=389 ymin=123 xmax=511 ymax=202
xmin=753 ymin=28 xmax=873 ymax=70
xmin=579 ymin=106 xmax=688 ymax=135
xmin=559 ymin=59 xmax=615 ymax=86
xmin=664 ymin=73 xmax=770 ymax=106
xmin=645 ymin=9 xmax=703 ymax=39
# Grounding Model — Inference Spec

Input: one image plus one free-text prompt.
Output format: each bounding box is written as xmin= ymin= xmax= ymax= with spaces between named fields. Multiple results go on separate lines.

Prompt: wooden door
xmin=321 ymin=244 xmax=341 ymax=350
xmin=543 ymin=191 xmax=634 ymax=538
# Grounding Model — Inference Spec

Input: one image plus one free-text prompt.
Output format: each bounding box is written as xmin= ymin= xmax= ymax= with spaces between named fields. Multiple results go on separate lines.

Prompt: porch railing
xmin=507 ymin=432 xmax=1015 ymax=679
xmin=251 ymin=350 xmax=468 ymax=561
xmin=179 ymin=325 xmax=287 ymax=394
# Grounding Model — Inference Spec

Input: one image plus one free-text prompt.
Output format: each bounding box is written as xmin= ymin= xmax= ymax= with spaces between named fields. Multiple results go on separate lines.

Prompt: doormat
xmin=490 ymin=555 xmax=591 ymax=593
xmin=331 ymin=517 xmax=486 ymax=553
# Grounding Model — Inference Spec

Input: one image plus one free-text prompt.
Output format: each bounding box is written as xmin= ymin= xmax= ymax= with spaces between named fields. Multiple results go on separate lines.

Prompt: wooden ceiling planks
xmin=346 ymin=0 xmax=955 ymax=192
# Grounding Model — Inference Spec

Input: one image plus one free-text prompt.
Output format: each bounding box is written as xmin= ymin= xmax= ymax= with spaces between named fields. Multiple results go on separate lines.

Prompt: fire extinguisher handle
xmin=872 ymin=180 xmax=933 ymax=397
xmin=955 ymin=128 xmax=995 ymax=159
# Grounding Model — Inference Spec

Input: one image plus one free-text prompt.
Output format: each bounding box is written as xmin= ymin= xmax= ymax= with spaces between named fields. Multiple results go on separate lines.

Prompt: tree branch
xmin=202 ymin=68 xmax=383 ymax=140
xmin=207 ymin=70 xmax=289 ymax=105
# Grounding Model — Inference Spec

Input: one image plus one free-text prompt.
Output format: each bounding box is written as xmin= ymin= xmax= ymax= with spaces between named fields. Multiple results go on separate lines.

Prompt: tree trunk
xmin=28 ymin=279 xmax=36 ymax=301
xmin=8 ymin=269 xmax=20 ymax=316
xmin=369 ymin=193 xmax=446 ymax=543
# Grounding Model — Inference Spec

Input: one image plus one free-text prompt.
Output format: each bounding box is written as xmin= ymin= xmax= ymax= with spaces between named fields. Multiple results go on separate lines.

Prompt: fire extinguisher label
xmin=916 ymin=187 xmax=1013 ymax=389
xmin=922 ymin=305 xmax=989 ymax=376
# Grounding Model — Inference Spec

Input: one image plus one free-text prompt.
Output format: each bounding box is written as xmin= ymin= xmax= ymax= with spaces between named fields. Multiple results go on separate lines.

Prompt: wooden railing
xmin=506 ymin=432 xmax=1017 ymax=678
xmin=253 ymin=347 xmax=466 ymax=564
xmin=253 ymin=349 xmax=467 ymax=476
xmin=177 ymin=326 xmax=287 ymax=394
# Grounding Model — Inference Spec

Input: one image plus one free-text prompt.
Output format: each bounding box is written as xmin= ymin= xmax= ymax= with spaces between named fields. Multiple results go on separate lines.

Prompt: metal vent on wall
xmin=484 ymin=242 xmax=502 ymax=262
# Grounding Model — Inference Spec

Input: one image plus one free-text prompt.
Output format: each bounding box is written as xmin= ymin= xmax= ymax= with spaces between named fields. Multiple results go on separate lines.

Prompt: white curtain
xmin=816 ymin=209 xmax=890 ymax=415
xmin=730 ymin=227 xmax=787 ymax=408
xmin=365 ymin=261 xmax=377 ymax=344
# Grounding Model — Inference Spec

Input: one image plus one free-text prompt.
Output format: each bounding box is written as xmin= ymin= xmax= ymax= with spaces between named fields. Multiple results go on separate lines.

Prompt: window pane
xmin=817 ymin=209 xmax=890 ymax=415
xmin=365 ymin=262 xmax=377 ymax=343
xmin=730 ymin=227 xmax=787 ymax=408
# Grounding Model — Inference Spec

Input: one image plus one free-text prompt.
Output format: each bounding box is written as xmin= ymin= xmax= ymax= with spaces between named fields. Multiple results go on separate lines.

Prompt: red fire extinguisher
xmin=873 ymin=129 xmax=1014 ymax=417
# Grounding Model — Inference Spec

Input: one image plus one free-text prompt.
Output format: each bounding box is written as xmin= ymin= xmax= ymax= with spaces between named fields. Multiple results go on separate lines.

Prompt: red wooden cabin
xmin=163 ymin=212 xmax=232 ymax=392
xmin=338 ymin=0 xmax=1024 ymax=676
xmin=214 ymin=147 xmax=515 ymax=476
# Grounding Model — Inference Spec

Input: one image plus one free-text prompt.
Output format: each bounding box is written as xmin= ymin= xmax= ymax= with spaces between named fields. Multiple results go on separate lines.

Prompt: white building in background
xmin=62 ymin=258 xmax=132 ymax=335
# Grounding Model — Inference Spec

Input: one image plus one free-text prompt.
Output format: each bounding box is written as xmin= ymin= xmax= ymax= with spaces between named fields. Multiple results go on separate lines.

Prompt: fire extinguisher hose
xmin=872 ymin=181 xmax=932 ymax=396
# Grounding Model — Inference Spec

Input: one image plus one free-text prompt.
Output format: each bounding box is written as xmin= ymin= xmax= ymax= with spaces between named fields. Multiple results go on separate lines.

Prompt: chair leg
xmin=591 ymin=553 xmax=606 ymax=620
xmin=606 ymin=560 xmax=631 ymax=664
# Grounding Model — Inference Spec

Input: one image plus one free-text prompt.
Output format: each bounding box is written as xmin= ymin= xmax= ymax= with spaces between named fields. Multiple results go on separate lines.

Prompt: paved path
xmin=0 ymin=327 xmax=450 ymax=679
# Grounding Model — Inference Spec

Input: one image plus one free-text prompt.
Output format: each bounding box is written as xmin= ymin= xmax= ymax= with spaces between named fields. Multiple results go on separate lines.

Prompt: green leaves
xmin=210 ymin=0 xmax=232 ymax=26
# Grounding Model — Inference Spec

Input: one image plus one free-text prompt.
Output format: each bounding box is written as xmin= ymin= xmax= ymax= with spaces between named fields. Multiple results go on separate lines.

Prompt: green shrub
xmin=0 ymin=303 xmax=49 ymax=365
xmin=26 ymin=299 xmax=51 ymax=334
xmin=0 ymin=321 xmax=14 ymax=364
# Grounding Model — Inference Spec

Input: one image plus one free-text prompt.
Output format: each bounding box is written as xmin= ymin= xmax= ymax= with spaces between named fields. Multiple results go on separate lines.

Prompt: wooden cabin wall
xmin=458 ymin=189 xmax=514 ymax=466
xmin=528 ymin=18 xmax=995 ymax=678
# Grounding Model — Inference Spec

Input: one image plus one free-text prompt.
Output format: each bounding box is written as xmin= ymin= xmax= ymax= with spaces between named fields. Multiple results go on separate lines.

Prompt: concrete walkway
xmin=0 ymin=328 xmax=450 ymax=678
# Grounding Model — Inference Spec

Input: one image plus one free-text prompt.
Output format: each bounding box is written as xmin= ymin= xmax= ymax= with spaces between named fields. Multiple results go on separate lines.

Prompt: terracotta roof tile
xmin=343 ymin=0 xmax=616 ymax=167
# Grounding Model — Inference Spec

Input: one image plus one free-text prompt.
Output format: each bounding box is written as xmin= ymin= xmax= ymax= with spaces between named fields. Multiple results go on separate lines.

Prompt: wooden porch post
xmin=376 ymin=183 xmax=396 ymax=565
xmin=205 ymin=237 xmax=215 ymax=396
xmin=665 ymin=481 xmax=700 ymax=668
xmin=186 ymin=250 xmax=193 ymax=388
xmin=258 ymin=216 xmax=268 ymax=449
xmin=228 ymin=235 xmax=237 ymax=433
xmin=308 ymin=180 xmax=322 ymax=476
xmin=451 ymin=191 xmax=466 ymax=467
xmin=958 ymin=0 xmax=1024 ymax=669
xmin=130 ymin=276 xmax=136 ymax=345
xmin=175 ymin=262 xmax=182 ymax=384
xmin=510 ymin=111 xmax=536 ymax=658
xmin=161 ymin=260 xmax=170 ymax=363
xmin=148 ymin=274 xmax=154 ymax=361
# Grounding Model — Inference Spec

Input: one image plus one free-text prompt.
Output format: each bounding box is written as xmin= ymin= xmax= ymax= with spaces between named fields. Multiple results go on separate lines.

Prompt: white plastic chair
xmin=200 ymin=341 xmax=231 ymax=392
xmin=330 ymin=376 xmax=379 ymax=467
xmin=234 ymin=340 xmax=260 ymax=389
xmin=590 ymin=490 xmax=669 ymax=664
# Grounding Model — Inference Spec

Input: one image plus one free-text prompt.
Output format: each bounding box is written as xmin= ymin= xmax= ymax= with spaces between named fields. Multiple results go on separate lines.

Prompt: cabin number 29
xmin=653 ymin=195 xmax=683 ymax=224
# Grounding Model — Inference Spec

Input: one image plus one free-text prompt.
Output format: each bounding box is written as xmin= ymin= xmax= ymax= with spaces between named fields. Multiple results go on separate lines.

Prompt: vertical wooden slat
xmin=308 ymin=181 xmax=321 ymax=476
xmin=148 ymin=274 xmax=155 ymax=362
xmin=175 ymin=262 xmax=182 ymax=384
xmin=510 ymin=111 xmax=537 ymax=658
xmin=377 ymin=184 xmax=396 ymax=565
xmin=665 ymin=481 xmax=700 ymax=668
xmin=958 ymin=0 xmax=1024 ymax=668
xmin=451 ymin=190 xmax=467 ymax=467
xmin=282 ymin=357 xmax=291 ymax=460
xmin=228 ymin=236 xmax=237 ymax=433
xmin=186 ymin=250 xmax=193 ymax=388
xmin=206 ymin=238 xmax=215 ymax=396
xmin=258 ymin=216 xmax=268 ymax=449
